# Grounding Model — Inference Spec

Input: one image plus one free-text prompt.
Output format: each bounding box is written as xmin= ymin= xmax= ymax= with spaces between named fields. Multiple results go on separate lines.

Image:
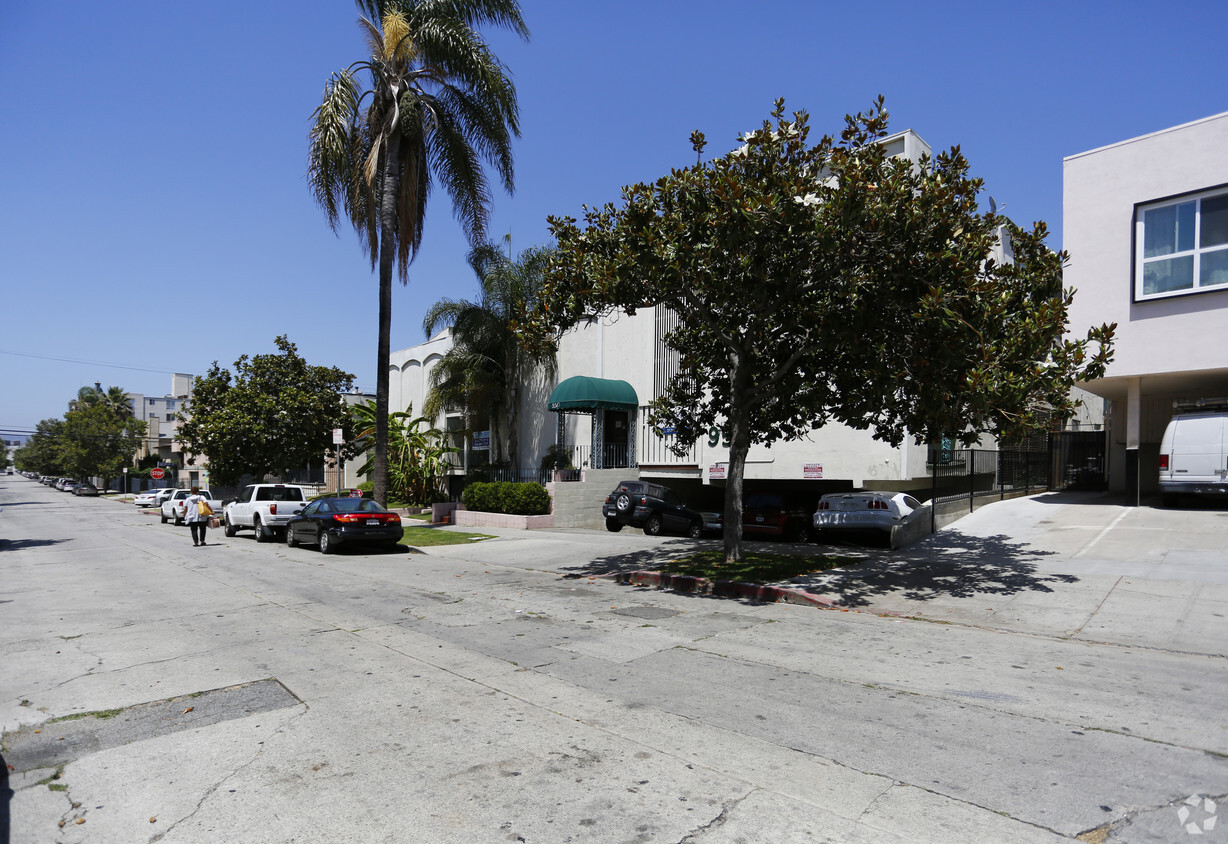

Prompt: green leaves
xmin=176 ymin=336 xmax=355 ymax=486
xmin=528 ymin=96 xmax=1115 ymax=560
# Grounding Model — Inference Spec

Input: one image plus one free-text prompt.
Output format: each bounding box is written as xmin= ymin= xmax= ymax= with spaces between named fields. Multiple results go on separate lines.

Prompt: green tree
xmin=308 ymin=0 xmax=527 ymax=505
xmin=176 ymin=336 xmax=356 ymax=487
xmin=15 ymin=419 xmax=66 ymax=476
xmin=422 ymin=238 xmax=557 ymax=467
xmin=60 ymin=404 xmax=146 ymax=484
xmin=527 ymin=98 xmax=1115 ymax=563
xmin=350 ymin=399 xmax=459 ymax=505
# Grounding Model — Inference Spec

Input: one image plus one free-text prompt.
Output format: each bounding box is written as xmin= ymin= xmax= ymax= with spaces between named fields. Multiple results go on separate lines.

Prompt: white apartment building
xmin=1064 ymin=111 xmax=1228 ymax=499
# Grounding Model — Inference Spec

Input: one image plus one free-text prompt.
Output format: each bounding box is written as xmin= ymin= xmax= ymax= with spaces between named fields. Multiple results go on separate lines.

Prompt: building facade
xmin=1064 ymin=111 xmax=1228 ymax=498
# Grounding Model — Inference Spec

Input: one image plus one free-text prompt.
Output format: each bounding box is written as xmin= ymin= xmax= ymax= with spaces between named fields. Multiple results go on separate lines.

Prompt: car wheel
xmin=615 ymin=493 xmax=632 ymax=513
xmin=687 ymin=520 xmax=702 ymax=540
xmin=643 ymin=513 xmax=663 ymax=536
xmin=160 ymin=511 xmax=168 ymax=524
xmin=795 ymin=524 xmax=812 ymax=543
xmin=174 ymin=511 xmax=183 ymax=525
xmin=605 ymin=518 xmax=623 ymax=533
xmin=223 ymin=516 xmax=237 ymax=538
xmin=254 ymin=516 xmax=267 ymax=542
xmin=286 ymin=525 xmax=298 ymax=547
xmin=319 ymin=531 xmax=334 ymax=554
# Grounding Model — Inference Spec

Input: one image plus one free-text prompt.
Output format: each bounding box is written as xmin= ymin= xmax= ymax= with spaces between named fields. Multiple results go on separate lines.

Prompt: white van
xmin=1158 ymin=410 xmax=1228 ymax=505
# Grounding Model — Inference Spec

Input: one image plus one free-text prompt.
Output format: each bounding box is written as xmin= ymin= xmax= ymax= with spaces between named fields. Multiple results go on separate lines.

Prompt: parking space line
xmin=1072 ymin=508 xmax=1133 ymax=559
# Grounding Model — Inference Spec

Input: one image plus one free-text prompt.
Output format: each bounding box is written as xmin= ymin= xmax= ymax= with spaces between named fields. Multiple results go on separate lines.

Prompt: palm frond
xmin=308 ymin=70 xmax=362 ymax=231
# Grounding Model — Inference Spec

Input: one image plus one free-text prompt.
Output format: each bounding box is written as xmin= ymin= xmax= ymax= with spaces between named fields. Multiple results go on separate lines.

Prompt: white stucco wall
xmin=1065 ymin=111 xmax=1228 ymax=383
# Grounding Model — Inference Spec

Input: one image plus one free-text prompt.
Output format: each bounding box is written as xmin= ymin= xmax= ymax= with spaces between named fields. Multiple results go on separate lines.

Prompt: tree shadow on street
xmin=0 ymin=538 xmax=69 ymax=552
xmin=798 ymin=532 xmax=1078 ymax=608
xmin=557 ymin=539 xmax=721 ymax=578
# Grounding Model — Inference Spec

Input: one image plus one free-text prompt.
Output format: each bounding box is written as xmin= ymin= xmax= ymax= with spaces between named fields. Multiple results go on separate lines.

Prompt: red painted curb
xmin=607 ymin=571 xmax=842 ymax=609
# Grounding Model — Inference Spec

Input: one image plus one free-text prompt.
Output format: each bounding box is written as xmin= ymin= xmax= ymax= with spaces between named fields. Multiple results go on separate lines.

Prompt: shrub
xmin=461 ymin=481 xmax=551 ymax=515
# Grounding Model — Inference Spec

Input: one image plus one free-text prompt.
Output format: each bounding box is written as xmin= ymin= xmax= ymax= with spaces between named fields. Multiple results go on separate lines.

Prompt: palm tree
xmin=72 ymin=384 xmax=133 ymax=419
xmin=308 ymin=0 xmax=527 ymax=505
xmin=422 ymin=238 xmax=556 ymax=468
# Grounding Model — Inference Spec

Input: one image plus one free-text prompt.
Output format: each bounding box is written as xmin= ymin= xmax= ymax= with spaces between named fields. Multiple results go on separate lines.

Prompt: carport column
xmin=1126 ymin=377 xmax=1141 ymax=506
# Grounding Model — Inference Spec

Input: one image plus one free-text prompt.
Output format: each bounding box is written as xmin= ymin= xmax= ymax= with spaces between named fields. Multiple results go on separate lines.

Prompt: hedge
xmin=461 ymin=481 xmax=551 ymax=516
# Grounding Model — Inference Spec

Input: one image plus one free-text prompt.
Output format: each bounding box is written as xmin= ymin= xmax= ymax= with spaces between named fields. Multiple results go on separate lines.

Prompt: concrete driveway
xmin=776 ymin=491 xmax=1228 ymax=656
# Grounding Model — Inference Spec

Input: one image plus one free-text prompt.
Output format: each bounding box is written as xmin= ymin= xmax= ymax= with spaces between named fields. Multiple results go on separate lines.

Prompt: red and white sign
xmin=708 ymin=465 xmax=727 ymax=480
xmin=348 ymin=488 xmax=364 ymax=498
xmin=150 ymin=468 xmax=165 ymax=480
xmin=803 ymin=463 xmax=823 ymax=479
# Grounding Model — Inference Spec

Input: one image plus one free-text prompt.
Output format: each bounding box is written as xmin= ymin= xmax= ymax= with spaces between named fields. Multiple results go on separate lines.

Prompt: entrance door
xmin=603 ymin=410 xmax=629 ymax=468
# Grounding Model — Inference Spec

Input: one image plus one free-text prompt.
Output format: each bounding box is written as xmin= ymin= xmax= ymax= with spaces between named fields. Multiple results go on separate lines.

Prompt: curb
xmin=605 ymin=570 xmax=843 ymax=609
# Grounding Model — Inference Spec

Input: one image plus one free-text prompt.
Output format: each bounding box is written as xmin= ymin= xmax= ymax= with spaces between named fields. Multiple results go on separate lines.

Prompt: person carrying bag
xmin=185 ymin=486 xmax=212 ymax=547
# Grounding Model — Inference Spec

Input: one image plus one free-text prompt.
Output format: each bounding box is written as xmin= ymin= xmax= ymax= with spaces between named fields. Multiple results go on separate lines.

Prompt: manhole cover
xmin=611 ymin=606 xmax=679 ymax=620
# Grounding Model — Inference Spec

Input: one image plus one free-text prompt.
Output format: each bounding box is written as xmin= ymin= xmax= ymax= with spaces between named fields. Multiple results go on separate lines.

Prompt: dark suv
xmin=603 ymin=480 xmax=704 ymax=538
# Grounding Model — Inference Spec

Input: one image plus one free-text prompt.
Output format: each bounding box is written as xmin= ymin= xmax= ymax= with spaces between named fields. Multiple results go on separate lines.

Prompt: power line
xmin=0 ymin=349 xmax=175 ymax=375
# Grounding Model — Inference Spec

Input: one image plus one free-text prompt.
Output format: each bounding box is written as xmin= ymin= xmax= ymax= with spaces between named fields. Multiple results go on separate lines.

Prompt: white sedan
xmin=134 ymin=489 xmax=165 ymax=507
xmin=812 ymin=491 xmax=926 ymax=536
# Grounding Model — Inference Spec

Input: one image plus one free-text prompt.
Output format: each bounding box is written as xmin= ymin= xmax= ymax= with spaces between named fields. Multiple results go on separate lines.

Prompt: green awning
xmin=547 ymin=376 xmax=638 ymax=411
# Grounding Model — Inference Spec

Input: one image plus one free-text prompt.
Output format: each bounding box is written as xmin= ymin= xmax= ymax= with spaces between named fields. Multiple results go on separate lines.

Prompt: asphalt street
xmin=2 ymin=475 xmax=1226 ymax=843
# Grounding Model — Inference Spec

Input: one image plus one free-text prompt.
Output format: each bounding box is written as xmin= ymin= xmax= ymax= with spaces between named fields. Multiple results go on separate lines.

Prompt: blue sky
xmin=2 ymin=0 xmax=1226 ymax=435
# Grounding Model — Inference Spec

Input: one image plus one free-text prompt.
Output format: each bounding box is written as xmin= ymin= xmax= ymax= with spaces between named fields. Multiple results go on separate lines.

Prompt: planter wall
xmin=452 ymin=509 xmax=554 ymax=530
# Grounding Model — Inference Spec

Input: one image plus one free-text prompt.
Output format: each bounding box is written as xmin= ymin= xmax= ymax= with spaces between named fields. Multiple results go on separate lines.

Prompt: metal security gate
xmin=1052 ymin=430 xmax=1107 ymax=491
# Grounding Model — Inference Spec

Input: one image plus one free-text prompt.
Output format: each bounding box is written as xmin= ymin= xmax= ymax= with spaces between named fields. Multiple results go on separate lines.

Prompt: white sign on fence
xmin=803 ymin=463 xmax=824 ymax=479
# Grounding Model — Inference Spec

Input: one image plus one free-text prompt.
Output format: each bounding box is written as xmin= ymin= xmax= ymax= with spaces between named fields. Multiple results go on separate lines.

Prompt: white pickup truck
xmin=222 ymin=484 xmax=310 ymax=542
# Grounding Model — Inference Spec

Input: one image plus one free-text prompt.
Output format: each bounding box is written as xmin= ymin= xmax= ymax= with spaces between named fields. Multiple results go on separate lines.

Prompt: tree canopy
xmin=308 ymin=0 xmax=527 ymax=505
xmin=15 ymin=395 xmax=145 ymax=482
xmin=176 ymin=336 xmax=356 ymax=487
xmin=525 ymin=98 xmax=1115 ymax=561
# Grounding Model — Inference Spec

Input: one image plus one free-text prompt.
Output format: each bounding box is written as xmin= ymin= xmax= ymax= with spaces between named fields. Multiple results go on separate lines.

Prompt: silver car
xmin=812 ymin=491 xmax=925 ymax=535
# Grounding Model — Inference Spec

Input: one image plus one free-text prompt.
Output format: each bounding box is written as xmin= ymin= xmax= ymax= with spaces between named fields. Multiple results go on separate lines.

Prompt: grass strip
xmin=399 ymin=526 xmax=493 ymax=547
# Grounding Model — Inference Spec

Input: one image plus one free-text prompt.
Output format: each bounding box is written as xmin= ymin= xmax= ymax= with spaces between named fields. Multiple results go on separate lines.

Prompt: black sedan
xmin=284 ymin=497 xmax=403 ymax=554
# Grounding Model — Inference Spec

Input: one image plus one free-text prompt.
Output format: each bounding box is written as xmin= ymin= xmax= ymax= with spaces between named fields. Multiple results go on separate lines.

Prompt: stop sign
xmin=150 ymin=468 xmax=165 ymax=480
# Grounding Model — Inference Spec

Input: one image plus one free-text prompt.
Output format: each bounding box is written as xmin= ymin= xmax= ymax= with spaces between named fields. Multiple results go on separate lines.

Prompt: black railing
xmin=930 ymin=447 xmax=1051 ymax=510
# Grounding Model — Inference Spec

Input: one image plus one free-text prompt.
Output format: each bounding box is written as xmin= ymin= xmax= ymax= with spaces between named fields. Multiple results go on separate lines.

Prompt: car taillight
xmin=270 ymin=503 xmax=277 ymax=515
xmin=816 ymin=501 xmax=829 ymax=510
xmin=868 ymin=500 xmax=889 ymax=510
xmin=333 ymin=513 xmax=400 ymax=524
xmin=1159 ymin=454 xmax=1169 ymax=471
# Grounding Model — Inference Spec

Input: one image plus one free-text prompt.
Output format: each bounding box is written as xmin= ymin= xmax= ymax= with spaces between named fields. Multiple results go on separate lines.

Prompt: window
xmin=1136 ymin=188 xmax=1228 ymax=300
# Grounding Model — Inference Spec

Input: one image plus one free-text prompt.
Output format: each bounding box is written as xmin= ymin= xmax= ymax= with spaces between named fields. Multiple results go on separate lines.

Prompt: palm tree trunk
xmin=373 ymin=135 xmax=401 ymax=507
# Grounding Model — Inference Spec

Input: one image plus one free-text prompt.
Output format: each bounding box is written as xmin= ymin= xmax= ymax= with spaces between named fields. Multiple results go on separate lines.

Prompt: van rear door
xmin=1168 ymin=413 xmax=1226 ymax=483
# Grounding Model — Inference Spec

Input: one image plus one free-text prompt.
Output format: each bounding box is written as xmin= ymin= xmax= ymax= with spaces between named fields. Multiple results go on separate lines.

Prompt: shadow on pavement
xmin=0 ymin=538 xmax=69 ymax=552
xmin=558 ymin=539 xmax=717 ymax=577
xmin=804 ymin=532 xmax=1078 ymax=608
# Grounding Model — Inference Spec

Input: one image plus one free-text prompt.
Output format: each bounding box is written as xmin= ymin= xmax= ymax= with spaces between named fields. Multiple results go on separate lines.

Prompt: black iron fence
xmin=929 ymin=447 xmax=1052 ymax=509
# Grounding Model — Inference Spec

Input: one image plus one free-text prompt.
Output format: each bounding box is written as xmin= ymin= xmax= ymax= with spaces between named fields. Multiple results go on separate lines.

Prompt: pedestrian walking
xmin=185 ymin=486 xmax=212 ymax=546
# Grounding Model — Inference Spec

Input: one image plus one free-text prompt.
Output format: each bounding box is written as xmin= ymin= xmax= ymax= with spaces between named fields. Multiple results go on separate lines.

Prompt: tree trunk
xmin=722 ymin=356 xmax=753 ymax=564
xmin=373 ymin=135 xmax=400 ymax=507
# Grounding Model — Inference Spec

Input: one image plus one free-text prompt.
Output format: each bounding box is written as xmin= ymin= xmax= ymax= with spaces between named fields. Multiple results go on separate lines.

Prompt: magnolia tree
xmin=525 ymin=98 xmax=1115 ymax=562
xmin=177 ymin=336 xmax=356 ymax=486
